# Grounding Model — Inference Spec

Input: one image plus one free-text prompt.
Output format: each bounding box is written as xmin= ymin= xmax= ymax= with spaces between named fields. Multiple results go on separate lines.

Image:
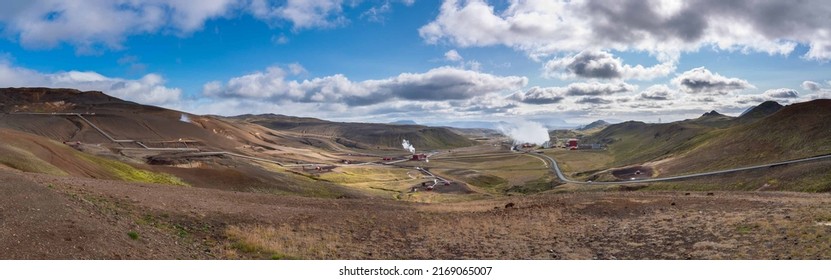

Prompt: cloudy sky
xmin=1 ymin=0 xmax=830 ymax=126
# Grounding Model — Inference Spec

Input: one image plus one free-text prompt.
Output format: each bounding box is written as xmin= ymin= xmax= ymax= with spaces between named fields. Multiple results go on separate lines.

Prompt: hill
xmin=389 ymin=120 xmax=418 ymax=125
xmin=578 ymin=120 xmax=610 ymax=131
xmin=236 ymin=114 xmax=477 ymax=151
xmin=0 ymin=88 xmax=367 ymax=198
xmin=737 ymin=101 xmax=783 ymax=123
xmin=661 ymin=99 xmax=831 ymax=174
xmin=578 ymin=99 xmax=831 ymax=184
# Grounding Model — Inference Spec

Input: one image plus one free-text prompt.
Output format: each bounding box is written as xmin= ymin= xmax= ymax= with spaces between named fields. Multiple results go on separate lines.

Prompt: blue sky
xmin=1 ymin=0 xmax=830 ymax=126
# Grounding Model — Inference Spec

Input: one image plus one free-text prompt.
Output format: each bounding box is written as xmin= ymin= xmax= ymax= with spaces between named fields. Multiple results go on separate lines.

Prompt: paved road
xmin=532 ymin=153 xmax=831 ymax=185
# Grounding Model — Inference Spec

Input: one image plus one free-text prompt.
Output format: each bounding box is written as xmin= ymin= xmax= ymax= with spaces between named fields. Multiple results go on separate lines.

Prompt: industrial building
xmin=567 ymin=139 xmax=579 ymax=150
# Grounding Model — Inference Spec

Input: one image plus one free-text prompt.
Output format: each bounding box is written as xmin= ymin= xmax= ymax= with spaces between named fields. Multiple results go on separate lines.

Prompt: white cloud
xmin=801 ymin=80 xmax=831 ymax=93
xmin=575 ymin=97 xmax=614 ymax=105
xmin=510 ymin=86 xmax=564 ymax=104
xmin=563 ymin=82 xmax=636 ymax=96
xmin=510 ymin=82 xmax=634 ymax=105
xmin=762 ymin=88 xmax=799 ymax=99
xmin=420 ymin=0 xmax=831 ymax=61
xmin=0 ymin=0 xmax=386 ymax=52
xmin=672 ymin=67 xmax=754 ymax=95
xmin=204 ymin=65 xmax=528 ymax=106
xmin=0 ymin=60 xmax=181 ymax=106
xmin=361 ymin=1 xmax=392 ymax=23
xmin=543 ymin=50 xmax=675 ymax=80
xmin=444 ymin=49 xmax=463 ymax=62
xmin=271 ymin=34 xmax=290 ymax=45
xmin=735 ymin=88 xmax=801 ymax=105
xmin=249 ymin=0 xmax=347 ymax=30
xmin=0 ymin=0 xmax=236 ymax=53
xmin=638 ymin=85 xmax=675 ymax=100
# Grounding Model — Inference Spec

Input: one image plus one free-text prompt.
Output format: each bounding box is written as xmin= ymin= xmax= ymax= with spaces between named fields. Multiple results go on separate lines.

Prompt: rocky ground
xmin=2 ymin=168 xmax=830 ymax=259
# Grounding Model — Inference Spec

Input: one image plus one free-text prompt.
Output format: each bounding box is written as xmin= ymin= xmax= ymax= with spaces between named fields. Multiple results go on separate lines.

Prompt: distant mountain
xmin=701 ymin=110 xmax=726 ymax=118
xmin=389 ymin=120 xmax=418 ymax=125
xmin=578 ymin=120 xmax=610 ymax=131
xmin=662 ymin=99 xmax=831 ymax=174
xmin=737 ymin=101 xmax=783 ymax=122
xmin=582 ymin=99 xmax=831 ymax=176
xmin=428 ymin=119 xmax=576 ymax=130
xmin=237 ymin=114 xmax=476 ymax=151
xmin=424 ymin=121 xmax=511 ymax=130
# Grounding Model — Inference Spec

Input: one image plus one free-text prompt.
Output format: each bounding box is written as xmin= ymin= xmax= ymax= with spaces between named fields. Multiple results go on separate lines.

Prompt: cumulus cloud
xmin=250 ymin=0 xmax=347 ymax=30
xmin=736 ymin=88 xmax=800 ymax=105
xmin=420 ymin=0 xmax=831 ymax=61
xmin=444 ymin=49 xmax=463 ymax=62
xmin=510 ymin=87 xmax=565 ymax=104
xmin=204 ymin=65 xmax=527 ymax=106
xmin=672 ymin=67 xmax=754 ymax=95
xmin=639 ymin=85 xmax=675 ymax=100
xmin=0 ymin=0 xmax=235 ymax=52
xmin=563 ymin=82 xmax=635 ymax=96
xmin=575 ymin=97 xmax=614 ymax=105
xmin=802 ymin=81 xmax=822 ymax=92
xmin=451 ymin=93 xmax=518 ymax=114
xmin=543 ymin=50 xmax=675 ymax=80
xmin=0 ymin=0 xmax=402 ymax=52
xmin=510 ymin=82 xmax=634 ymax=105
xmin=762 ymin=88 xmax=799 ymax=99
xmin=0 ymin=60 xmax=181 ymax=106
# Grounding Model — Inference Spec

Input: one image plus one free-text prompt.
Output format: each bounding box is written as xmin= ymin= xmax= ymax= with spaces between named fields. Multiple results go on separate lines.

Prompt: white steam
xmin=499 ymin=120 xmax=550 ymax=145
xmin=179 ymin=113 xmax=191 ymax=123
xmin=402 ymin=139 xmax=416 ymax=154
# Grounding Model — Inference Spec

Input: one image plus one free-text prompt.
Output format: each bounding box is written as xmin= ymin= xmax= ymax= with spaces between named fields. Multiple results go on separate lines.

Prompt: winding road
xmin=532 ymin=152 xmax=831 ymax=185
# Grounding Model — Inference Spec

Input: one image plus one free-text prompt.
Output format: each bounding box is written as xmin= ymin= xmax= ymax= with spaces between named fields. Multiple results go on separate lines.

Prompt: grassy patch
xmin=505 ymin=176 xmax=558 ymax=194
xmin=318 ymin=166 xmax=415 ymax=194
xmin=0 ymin=144 xmax=68 ymax=176
xmin=127 ymin=231 xmax=140 ymax=240
xmin=78 ymin=153 xmax=189 ymax=186
xmin=466 ymin=174 xmax=509 ymax=189
xmin=736 ymin=224 xmax=758 ymax=234
xmin=270 ymin=253 xmax=297 ymax=260
xmin=226 ymin=224 xmax=345 ymax=259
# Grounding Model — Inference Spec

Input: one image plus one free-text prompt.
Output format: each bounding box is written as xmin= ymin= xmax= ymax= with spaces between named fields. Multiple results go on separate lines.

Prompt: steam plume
xmin=498 ymin=120 xmax=550 ymax=145
xmin=402 ymin=139 xmax=415 ymax=154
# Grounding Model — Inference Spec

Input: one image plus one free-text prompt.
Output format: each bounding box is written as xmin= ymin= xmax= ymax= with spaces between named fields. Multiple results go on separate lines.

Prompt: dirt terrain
xmin=3 ymin=88 xmax=831 ymax=260
xmin=3 ymin=168 xmax=830 ymax=260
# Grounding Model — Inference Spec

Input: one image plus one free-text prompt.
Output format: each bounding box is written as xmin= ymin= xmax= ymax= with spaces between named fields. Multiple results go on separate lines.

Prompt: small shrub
xmin=127 ymin=231 xmax=140 ymax=240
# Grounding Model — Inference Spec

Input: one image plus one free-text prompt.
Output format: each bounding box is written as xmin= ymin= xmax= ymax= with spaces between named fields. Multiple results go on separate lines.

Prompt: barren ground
xmin=3 ymin=168 xmax=831 ymax=260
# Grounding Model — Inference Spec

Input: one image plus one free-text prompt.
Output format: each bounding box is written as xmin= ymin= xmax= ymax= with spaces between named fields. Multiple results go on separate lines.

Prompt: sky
xmin=1 ymin=0 xmax=830 ymax=127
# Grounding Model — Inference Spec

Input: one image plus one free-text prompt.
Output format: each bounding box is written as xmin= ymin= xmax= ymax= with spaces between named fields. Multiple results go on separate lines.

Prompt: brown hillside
xmin=237 ymin=114 xmax=477 ymax=151
xmin=661 ymin=99 xmax=831 ymax=174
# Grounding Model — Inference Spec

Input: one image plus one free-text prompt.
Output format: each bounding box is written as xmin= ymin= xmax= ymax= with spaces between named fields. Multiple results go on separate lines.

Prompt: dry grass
xmin=226 ymin=224 xmax=349 ymax=259
xmin=544 ymin=149 xmax=614 ymax=175
xmin=0 ymin=143 xmax=68 ymax=176
xmin=428 ymin=152 xmax=549 ymax=192
xmin=318 ymin=166 xmax=420 ymax=198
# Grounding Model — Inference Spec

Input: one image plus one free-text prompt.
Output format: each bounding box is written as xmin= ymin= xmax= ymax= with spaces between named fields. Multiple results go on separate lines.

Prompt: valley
xmin=2 ymin=88 xmax=831 ymax=259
